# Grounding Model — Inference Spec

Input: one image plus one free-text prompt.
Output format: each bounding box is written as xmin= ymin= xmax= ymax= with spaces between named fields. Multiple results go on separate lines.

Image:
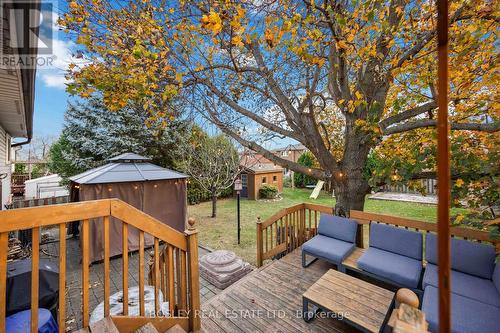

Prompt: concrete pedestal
xmin=199 ymin=250 xmax=252 ymax=289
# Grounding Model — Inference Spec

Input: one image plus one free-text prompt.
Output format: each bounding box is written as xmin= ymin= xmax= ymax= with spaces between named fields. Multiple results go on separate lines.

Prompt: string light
xmin=338 ymin=172 xmax=344 ymax=178
xmin=108 ymin=187 xmax=112 ymax=192
xmin=308 ymin=168 xmax=312 ymax=172
xmin=154 ymin=184 xmax=158 ymax=188
xmin=74 ymin=185 xmax=80 ymax=189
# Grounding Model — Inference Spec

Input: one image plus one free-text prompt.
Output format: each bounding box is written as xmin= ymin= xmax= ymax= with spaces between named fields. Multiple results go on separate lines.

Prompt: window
xmin=281 ymin=151 xmax=288 ymax=157
xmin=273 ymin=175 xmax=277 ymax=182
xmin=262 ymin=176 xmax=267 ymax=184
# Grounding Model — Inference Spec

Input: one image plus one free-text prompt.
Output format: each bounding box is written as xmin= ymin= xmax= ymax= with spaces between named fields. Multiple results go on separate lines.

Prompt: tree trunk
xmin=332 ymin=168 xmax=370 ymax=215
xmin=211 ymin=191 xmax=217 ymax=218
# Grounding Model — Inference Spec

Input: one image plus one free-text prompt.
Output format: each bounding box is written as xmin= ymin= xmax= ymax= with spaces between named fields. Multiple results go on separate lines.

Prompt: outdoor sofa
xmin=301 ymin=214 xmax=358 ymax=270
xmin=301 ymin=213 xmax=500 ymax=333
xmin=357 ymin=223 xmax=423 ymax=290
xmin=421 ymin=233 xmax=500 ymax=333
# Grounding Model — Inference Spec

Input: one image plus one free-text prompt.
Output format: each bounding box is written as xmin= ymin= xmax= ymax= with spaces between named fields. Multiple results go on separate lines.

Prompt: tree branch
xmin=379 ymin=101 xmax=437 ymax=129
xmin=383 ymin=119 xmax=500 ymax=135
xmin=205 ymin=105 xmax=327 ymax=180
xmin=393 ymin=4 xmax=468 ymax=69
xmin=199 ymin=79 xmax=304 ymax=142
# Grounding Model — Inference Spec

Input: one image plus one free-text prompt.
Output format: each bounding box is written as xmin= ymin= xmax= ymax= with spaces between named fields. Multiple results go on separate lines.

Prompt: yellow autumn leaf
xmin=232 ymin=35 xmax=244 ymax=47
xmin=337 ymin=40 xmax=348 ymax=49
xmin=456 ymin=178 xmax=464 ymax=188
xmin=201 ymin=11 xmax=222 ymax=35
xmin=454 ymin=214 xmax=465 ymax=223
xmin=175 ymin=72 xmax=183 ymax=82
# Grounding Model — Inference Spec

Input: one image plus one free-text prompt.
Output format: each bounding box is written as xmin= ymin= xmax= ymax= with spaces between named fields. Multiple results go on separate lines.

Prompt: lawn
xmin=188 ymin=188 xmax=467 ymax=265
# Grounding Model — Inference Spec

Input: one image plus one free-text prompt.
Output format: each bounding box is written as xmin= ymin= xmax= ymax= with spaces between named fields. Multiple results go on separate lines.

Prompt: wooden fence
xmin=7 ymin=195 xmax=70 ymax=209
xmin=382 ymin=179 xmax=437 ymax=195
xmin=256 ymin=203 xmax=497 ymax=267
xmin=0 ymin=199 xmax=200 ymax=333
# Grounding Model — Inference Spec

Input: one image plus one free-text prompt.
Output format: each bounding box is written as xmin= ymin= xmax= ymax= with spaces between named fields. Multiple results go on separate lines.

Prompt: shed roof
xmin=244 ymin=163 xmax=283 ymax=174
xmin=70 ymin=153 xmax=187 ymax=184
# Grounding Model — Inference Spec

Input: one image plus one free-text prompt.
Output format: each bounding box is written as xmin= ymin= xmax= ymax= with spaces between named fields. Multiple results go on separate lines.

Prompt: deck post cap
xmin=187 ymin=217 xmax=196 ymax=230
xmin=396 ymin=288 xmax=419 ymax=308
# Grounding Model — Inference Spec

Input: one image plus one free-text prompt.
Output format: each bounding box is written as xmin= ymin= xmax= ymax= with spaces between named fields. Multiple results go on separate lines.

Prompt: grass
xmin=188 ymin=188 xmax=468 ymax=265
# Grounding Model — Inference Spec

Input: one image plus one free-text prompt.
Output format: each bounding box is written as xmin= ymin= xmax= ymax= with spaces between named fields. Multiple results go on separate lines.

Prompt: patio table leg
xmin=302 ymin=297 xmax=312 ymax=322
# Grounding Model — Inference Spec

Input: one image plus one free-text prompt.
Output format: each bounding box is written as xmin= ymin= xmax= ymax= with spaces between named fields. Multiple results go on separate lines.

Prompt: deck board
xmin=201 ymin=249 xmax=359 ymax=333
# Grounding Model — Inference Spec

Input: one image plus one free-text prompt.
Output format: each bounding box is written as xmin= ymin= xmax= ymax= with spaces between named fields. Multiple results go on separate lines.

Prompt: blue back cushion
xmin=317 ymin=214 xmax=358 ymax=243
xmin=426 ymin=233 xmax=496 ymax=279
xmin=493 ymin=264 xmax=500 ymax=293
xmin=370 ymin=223 xmax=423 ymax=260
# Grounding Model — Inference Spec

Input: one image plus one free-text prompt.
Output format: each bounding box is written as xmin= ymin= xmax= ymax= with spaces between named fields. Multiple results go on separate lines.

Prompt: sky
xmin=31 ymin=1 xmax=75 ymax=138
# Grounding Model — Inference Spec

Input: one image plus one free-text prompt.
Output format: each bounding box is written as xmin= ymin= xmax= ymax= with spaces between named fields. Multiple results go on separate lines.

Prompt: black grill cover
xmin=6 ymin=259 xmax=59 ymax=317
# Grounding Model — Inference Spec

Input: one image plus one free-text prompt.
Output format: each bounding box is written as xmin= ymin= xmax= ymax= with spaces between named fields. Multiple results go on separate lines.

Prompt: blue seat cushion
xmin=317 ymin=214 xmax=358 ymax=243
xmin=6 ymin=308 xmax=58 ymax=333
xmin=370 ymin=223 xmax=422 ymax=260
xmin=357 ymin=247 xmax=422 ymax=288
xmin=302 ymin=235 xmax=355 ymax=264
xmin=426 ymin=233 xmax=495 ymax=279
xmin=422 ymin=263 xmax=500 ymax=307
xmin=422 ymin=286 xmax=500 ymax=333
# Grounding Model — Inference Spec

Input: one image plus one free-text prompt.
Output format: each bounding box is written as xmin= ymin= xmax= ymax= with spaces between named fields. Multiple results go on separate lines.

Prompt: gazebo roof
xmin=69 ymin=153 xmax=188 ymax=185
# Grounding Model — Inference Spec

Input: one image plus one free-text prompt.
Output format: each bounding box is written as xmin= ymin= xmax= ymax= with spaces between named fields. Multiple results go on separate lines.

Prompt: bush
xmin=259 ymin=184 xmax=278 ymax=199
xmin=293 ymin=152 xmax=317 ymax=187
xmin=283 ymin=176 xmax=292 ymax=188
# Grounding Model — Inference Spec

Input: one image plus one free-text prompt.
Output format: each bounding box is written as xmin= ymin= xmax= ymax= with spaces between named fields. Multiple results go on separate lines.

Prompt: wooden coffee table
xmin=302 ymin=269 xmax=395 ymax=333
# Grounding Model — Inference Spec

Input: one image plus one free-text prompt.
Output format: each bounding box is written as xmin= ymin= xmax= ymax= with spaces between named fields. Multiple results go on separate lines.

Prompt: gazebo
xmin=69 ymin=153 xmax=188 ymax=262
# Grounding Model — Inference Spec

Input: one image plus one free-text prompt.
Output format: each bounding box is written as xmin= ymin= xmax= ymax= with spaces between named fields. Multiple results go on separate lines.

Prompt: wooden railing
xmin=0 ymin=199 xmax=201 ymax=333
xmin=256 ymin=203 xmax=498 ymax=267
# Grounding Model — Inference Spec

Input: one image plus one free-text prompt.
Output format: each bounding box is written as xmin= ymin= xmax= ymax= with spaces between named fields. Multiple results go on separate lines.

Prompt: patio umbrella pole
xmin=436 ymin=0 xmax=451 ymax=332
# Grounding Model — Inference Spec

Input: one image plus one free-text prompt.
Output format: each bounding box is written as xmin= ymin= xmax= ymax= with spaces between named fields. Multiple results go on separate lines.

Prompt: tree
xmin=294 ymin=152 xmax=317 ymax=188
xmin=60 ymin=1 xmax=499 ymax=213
xmin=180 ymin=133 xmax=240 ymax=218
xmin=47 ymin=133 xmax=82 ymax=182
xmin=48 ymin=97 xmax=191 ymax=181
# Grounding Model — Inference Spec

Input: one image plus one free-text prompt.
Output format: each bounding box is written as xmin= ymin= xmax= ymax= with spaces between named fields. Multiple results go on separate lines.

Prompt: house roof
xmin=273 ymin=143 xmax=307 ymax=152
xmin=70 ymin=153 xmax=187 ymax=184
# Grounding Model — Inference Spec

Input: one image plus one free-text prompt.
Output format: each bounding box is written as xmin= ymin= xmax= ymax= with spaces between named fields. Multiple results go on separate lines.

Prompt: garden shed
xmin=239 ymin=164 xmax=283 ymax=200
xmin=69 ymin=153 xmax=188 ymax=262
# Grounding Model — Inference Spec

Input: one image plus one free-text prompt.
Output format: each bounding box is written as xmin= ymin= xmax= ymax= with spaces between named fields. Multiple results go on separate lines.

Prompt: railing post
xmin=185 ymin=217 xmax=201 ymax=332
xmin=256 ymin=217 xmax=263 ymax=267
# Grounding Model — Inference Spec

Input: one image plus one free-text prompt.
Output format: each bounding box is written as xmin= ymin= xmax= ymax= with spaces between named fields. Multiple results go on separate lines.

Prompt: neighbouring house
xmin=0 ymin=2 xmax=38 ymax=209
xmin=272 ymin=143 xmax=308 ymax=176
xmin=239 ymin=163 xmax=283 ymax=200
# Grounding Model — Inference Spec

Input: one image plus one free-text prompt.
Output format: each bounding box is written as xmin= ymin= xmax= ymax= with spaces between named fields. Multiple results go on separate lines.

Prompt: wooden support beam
xmin=436 ymin=1 xmax=451 ymax=332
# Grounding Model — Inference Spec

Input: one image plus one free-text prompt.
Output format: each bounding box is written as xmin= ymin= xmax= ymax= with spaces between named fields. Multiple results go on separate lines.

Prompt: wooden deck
xmin=201 ymin=249 xmax=359 ymax=333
